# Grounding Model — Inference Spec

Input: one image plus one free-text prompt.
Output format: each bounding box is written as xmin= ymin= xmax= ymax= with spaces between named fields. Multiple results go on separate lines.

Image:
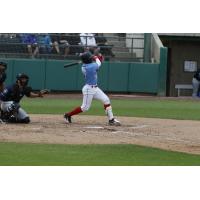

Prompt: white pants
xmin=1 ymin=101 xmax=29 ymax=120
xmin=81 ymin=84 xmax=114 ymax=120
xmin=192 ymin=78 xmax=200 ymax=97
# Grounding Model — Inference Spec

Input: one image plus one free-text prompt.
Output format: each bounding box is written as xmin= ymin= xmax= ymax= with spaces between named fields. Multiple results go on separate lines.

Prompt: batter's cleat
xmin=64 ymin=113 xmax=72 ymax=123
xmin=109 ymin=118 xmax=121 ymax=126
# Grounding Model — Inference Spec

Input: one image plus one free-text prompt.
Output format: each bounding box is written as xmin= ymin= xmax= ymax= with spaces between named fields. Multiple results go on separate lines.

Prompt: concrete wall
xmin=151 ymin=33 xmax=164 ymax=63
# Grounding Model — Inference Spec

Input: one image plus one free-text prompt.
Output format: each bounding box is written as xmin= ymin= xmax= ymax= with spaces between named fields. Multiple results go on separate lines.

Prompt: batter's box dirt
xmin=0 ymin=114 xmax=200 ymax=155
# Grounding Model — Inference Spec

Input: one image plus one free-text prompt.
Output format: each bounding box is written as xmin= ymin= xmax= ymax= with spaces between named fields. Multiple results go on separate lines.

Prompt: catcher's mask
xmin=16 ymin=73 xmax=29 ymax=87
xmin=0 ymin=62 xmax=7 ymax=73
xmin=80 ymin=52 xmax=93 ymax=64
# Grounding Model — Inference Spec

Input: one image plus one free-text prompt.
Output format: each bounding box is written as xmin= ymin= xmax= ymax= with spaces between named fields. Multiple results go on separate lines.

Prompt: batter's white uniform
xmin=81 ymin=58 xmax=114 ymax=120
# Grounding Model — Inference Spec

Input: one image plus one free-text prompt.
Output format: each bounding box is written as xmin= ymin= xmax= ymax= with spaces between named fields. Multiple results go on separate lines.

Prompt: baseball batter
xmin=64 ymin=52 xmax=121 ymax=126
xmin=192 ymin=69 xmax=200 ymax=97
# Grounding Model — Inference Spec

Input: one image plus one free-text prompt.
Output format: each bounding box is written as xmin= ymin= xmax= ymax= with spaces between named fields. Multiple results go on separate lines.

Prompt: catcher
xmin=0 ymin=73 xmax=49 ymax=123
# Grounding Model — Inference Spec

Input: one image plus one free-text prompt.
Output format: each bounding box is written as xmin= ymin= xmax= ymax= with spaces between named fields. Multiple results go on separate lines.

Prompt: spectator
xmin=21 ymin=34 xmax=39 ymax=58
xmin=44 ymin=34 xmax=53 ymax=53
xmin=0 ymin=33 xmax=16 ymax=39
xmin=51 ymin=33 xmax=61 ymax=54
xmin=67 ymin=33 xmax=84 ymax=55
xmin=79 ymin=33 xmax=97 ymax=52
xmin=37 ymin=34 xmax=52 ymax=54
xmin=192 ymin=69 xmax=200 ymax=97
xmin=50 ymin=33 xmax=70 ymax=58
xmin=59 ymin=33 xmax=70 ymax=58
xmin=95 ymin=33 xmax=115 ymax=57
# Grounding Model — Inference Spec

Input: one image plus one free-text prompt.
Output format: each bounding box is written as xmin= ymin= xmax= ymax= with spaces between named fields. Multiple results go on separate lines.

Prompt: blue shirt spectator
xmin=44 ymin=34 xmax=52 ymax=53
xmin=37 ymin=34 xmax=52 ymax=54
xmin=20 ymin=34 xmax=37 ymax=44
xmin=20 ymin=34 xmax=39 ymax=58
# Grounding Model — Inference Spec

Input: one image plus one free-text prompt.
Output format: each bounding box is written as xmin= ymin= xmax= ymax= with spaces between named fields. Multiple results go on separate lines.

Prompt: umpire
xmin=192 ymin=69 xmax=200 ymax=97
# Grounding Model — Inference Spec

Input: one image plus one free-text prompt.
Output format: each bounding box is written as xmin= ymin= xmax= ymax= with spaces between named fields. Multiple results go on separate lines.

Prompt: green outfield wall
xmin=1 ymin=57 xmax=166 ymax=95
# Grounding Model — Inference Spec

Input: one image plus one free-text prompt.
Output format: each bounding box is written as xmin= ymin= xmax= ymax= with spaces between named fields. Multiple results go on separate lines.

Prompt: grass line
xmin=0 ymin=143 xmax=200 ymax=166
xmin=21 ymin=97 xmax=200 ymax=120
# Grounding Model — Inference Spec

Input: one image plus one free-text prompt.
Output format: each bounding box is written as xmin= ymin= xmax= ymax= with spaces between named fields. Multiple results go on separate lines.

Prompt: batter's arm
xmin=93 ymin=56 xmax=101 ymax=68
xmin=81 ymin=66 xmax=86 ymax=74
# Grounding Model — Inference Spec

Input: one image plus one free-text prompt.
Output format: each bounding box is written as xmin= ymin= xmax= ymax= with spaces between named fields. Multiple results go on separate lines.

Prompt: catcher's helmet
xmin=0 ymin=62 xmax=7 ymax=70
xmin=16 ymin=73 xmax=29 ymax=86
xmin=80 ymin=52 xmax=93 ymax=64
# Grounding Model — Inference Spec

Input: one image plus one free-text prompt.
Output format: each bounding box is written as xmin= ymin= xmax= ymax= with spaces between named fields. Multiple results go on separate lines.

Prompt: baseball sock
xmin=104 ymin=104 xmax=114 ymax=120
xmin=67 ymin=106 xmax=82 ymax=116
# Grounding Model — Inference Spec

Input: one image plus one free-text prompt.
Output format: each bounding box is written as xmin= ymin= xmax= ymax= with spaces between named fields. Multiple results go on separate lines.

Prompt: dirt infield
xmin=0 ymin=114 xmax=200 ymax=155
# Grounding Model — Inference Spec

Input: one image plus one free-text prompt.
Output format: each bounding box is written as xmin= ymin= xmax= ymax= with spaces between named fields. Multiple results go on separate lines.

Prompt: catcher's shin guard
xmin=6 ymin=116 xmax=30 ymax=124
xmin=18 ymin=117 xmax=30 ymax=124
xmin=6 ymin=103 xmax=20 ymax=115
xmin=0 ymin=111 xmax=11 ymax=122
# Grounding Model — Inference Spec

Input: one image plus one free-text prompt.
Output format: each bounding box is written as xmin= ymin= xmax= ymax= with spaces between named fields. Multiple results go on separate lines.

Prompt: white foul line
xmin=84 ymin=126 xmax=104 ymax=129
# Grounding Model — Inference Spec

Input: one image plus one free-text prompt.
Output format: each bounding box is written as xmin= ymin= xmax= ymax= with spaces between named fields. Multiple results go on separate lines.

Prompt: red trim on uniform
xmin=97 ymin=55 xmax=104 ymax=62
xmin=104 ymin=104 xmax=110 ymax=110
xmin=67 ymin=107 xmax=82 ymax=116
xmin=93 ymin=56 xmax=98 ymax=60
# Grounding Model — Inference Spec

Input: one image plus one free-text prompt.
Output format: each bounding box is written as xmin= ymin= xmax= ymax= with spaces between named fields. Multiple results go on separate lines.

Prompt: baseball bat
xmin=64 ymin=61 xmax=81 ymax=68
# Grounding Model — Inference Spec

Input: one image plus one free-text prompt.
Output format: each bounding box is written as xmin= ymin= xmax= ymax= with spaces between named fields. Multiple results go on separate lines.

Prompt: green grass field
xmin=0 ymin=143 xmax=200 ymax=166
xmin=21 ymin=97 xmax=200 ymax=120
xmin=1 ymin=97 xmax=200 ymax=166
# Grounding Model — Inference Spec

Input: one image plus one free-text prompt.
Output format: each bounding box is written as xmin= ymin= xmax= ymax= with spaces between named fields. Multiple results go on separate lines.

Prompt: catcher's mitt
xmin=38 ymin=89 xmax=50 ymax=97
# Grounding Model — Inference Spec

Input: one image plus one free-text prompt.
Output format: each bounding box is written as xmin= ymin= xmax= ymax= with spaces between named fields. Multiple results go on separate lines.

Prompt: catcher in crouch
xmin=0 ymin=73 xmax=48 ymax=123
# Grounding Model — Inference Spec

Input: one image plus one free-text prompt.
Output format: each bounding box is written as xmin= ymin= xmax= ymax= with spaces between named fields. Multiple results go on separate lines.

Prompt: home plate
xmin=84 ymin=126 xmax=104 ymax=129
xmin=32 ymin=127 xmax=42 ymax=131
xmin=130 ymin=125 xmax=149 ymax=129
